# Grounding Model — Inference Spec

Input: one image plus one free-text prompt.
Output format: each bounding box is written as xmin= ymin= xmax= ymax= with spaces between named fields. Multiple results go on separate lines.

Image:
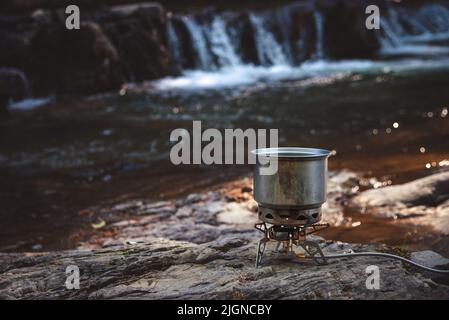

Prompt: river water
xmin=1 ymin=58 xmax=449 ymax=251
xmin=1 ymin=2 xmax=449 ymax=252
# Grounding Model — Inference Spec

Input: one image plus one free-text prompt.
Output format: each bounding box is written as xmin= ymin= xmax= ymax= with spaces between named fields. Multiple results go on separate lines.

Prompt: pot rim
xmin=251 ymin=147 xmax=331 ymax=159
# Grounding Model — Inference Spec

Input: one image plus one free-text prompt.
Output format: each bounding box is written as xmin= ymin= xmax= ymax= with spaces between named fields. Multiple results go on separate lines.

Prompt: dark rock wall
xmin=100 ymin=4 xmax=174 ymax=82
xmin=321 ymin=0 xmax=384 ymax=58
xmin=0 ymin=3 xmax=176 ymax=99
xmin=29 ymin=21 xmax=124 ymax=94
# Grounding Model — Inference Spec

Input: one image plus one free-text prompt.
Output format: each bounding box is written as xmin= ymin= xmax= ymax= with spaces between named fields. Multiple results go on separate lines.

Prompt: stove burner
xmin=255 ymin=221 xmax=329 ymax=268
xmin=258 ymin=205 xmax=322 ymax=226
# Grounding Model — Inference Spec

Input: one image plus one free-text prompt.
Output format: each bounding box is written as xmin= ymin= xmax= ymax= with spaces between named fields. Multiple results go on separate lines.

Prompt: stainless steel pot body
xmin=252 ymin=147 xmax=331 ymax=211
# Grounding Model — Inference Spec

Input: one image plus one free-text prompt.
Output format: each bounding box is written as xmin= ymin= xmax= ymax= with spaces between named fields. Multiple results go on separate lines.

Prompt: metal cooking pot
xmin=252 ymin=147 xmax=331 ymax=225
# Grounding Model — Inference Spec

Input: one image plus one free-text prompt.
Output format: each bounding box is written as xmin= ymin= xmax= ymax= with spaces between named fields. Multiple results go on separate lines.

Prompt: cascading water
xmin=248 ymin=13 xmax=288 ymax=66
xmin=16 ymin=69 xmax=31 ymax=98
xmin=377 ymin=4 xmax=449 ymax=56
xmin=378 ymin=16 xmax=402 ymax=49
xmin=166 ymin=18 xmax=183 ymax=70
xmin=414 ymin=4 xmax=449 ymax=35
xmin=312 ymin=11 xmax=325 ymax=60
xmin=1 ymin=67 xmax=53 ymax=111
xmin=276 ymin=6 xmax=294 ymax=64
xmin=0 ymin=67 xmax=31 ymax=101
xmin=183 ymin=16 xmax=214 ymax=70
xmin=295 ymin=27 xmax=308 ymax=63
xmin=175 ymin=10 xmax=293 ymax=69
xmin=0 ymin=68 xmax=32 ymax=98
xmin=155 ymin=2 xmax=449 ymax=91
xmin=207 ymin=16 xmax=241 ymax=67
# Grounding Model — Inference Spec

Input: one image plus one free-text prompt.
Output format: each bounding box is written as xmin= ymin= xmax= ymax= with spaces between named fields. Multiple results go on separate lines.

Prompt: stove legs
xmin=297 ymin=240 xmax=327 ymax=265
xmin=255 ymin=238 xmax=268 ymax=268
xmin=254 ymin=222 xmax=329 ymax=268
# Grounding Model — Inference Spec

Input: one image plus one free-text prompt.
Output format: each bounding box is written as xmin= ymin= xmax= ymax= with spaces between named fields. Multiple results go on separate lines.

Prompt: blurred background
xmin=0 ymin=0 xmax=449 ymax=252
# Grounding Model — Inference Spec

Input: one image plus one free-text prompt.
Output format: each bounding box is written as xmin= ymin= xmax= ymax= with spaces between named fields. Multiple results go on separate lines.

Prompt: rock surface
xmin=2 ymin=236 xmax=449 ymax=299
xmin=1 ymin=176 xmax=449 ymax=299
xmin=0 ymin=2 xmax=175 ymax=97
xmin=29 ymin=21 xmax=125 ymax=94
xmin=350 ymin=171 xmax=449 ymax=235
xmin=411 ymin=250 xmax=449 ymax=269
xmin=352 ymin=172 xmax=449 ymax=208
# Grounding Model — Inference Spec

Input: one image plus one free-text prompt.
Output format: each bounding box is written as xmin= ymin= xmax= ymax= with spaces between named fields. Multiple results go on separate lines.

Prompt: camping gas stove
xmin=251 ymin=148 xmax=449 ymax=274
xmin=254 ymin=213 xmax=329 ymax=268
xmin=252 ymin=147 xmax=331 ymax=268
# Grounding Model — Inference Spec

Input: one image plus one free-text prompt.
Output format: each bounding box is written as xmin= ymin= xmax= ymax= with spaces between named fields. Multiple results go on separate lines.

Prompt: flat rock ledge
xmin=2 ymin=236 xmax=449 ymax=300
xmin=352 ymin=171 xmax=449 ymax=209
xmin=350 ymin=171 xmax=449 ymax=235
xmin=1 ymin=174 xmax=449 ymax=299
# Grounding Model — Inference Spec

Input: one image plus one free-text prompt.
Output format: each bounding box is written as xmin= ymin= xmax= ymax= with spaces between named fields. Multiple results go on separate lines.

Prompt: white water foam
xmin=152 ymin=58 xmax=449 ymax=91
xmin=380 ymin=44 xmax=449 ymax=56
xmin=8 ymin=97 xmax=53 ymax=111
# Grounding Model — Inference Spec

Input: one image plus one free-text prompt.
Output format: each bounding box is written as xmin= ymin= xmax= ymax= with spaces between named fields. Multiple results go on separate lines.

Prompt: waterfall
xmin=417 ymin=4 xmax=449 ymax=34
xmin=409 ymin=4 xmax=449 ymax=41
xmin=161 ymin=2 xmax=449 ymax=73
xmin=295 ymin=26 xmax=308 ymax=62
xmin=155 ymin=2 xmax=449 ymax=91
xmin=183 ymin=17 xmax=214 ymax=70
xmin=16 ymin=70 xmax=31 ymax=98
xmin=248 ymin=13 xmax=288 ymax=66
xmin=276 ymin=6 xmax=294 ymax=64
xmin=1 ymin=67 xmax=54 ymax=111
xmin=378 ymin=17 xmax=402 ymax=49
xmin=0 ymin=68 xmax=31 ymax=98
xmin=166 ymin=18 xmax=182 ymax=70
xmin=405 ymin=14 xmax=428 ymax=35
xmin=378 ymin=4 xmax=449 ymax=55
xmin=207 ymin=16 xmax=241 ymax=67
xmin=313 ymin=11 xmax=324 ymax=60
xmin=386 ymin=6 xmax=405 ymax=36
